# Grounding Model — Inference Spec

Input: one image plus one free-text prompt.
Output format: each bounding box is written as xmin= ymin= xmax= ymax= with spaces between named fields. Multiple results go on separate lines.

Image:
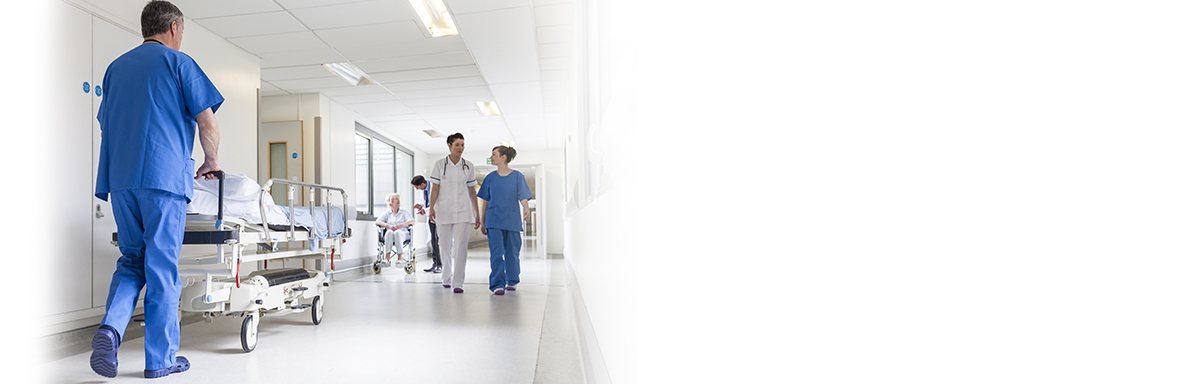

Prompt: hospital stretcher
xmin=112 ymin=172 xmax=352 ymax=352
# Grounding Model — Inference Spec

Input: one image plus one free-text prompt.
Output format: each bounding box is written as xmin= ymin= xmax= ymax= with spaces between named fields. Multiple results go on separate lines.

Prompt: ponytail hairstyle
xmin=492 ymin=145 xmax=517 ymax=163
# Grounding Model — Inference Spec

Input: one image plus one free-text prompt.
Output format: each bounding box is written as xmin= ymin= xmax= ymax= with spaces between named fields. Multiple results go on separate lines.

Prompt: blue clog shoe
xmin=144 ymin=356 xmax=190 ymax=378
xmin=89 ymin=325 xmax=120 ymax=378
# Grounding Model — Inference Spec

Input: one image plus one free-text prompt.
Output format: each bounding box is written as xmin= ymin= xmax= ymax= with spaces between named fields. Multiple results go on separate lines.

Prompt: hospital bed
xmin=112 ymin=171 xmax=352 ymax=352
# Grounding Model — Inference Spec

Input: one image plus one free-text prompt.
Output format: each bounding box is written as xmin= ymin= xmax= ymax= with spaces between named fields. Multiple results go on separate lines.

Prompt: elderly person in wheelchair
xmin=374 ymin=193 xmax=415 ymax=273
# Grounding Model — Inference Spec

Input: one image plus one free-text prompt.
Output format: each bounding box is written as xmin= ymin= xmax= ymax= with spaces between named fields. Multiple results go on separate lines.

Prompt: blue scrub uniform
xmin=95 ymin=43 xmax=223 ymax=371
xmin=477 ymin=171 xmax=533 ymax=292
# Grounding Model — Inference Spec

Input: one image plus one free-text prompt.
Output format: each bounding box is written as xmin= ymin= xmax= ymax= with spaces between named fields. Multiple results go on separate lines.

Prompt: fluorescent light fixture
xmin=409 ymin=0 xmax=459 ymax=37
xmin=322 ymin=62 xmax=374 ymax=86
xmin=422 ymin=129 xmax=444 ymax=138
xmin=476 ymin=101 xmax=500 ymax=116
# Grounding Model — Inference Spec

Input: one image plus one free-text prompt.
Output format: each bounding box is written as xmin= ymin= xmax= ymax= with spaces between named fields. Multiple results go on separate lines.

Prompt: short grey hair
xmin=386 ymin=193 xmax=400 ymax=203
xmin=141 ymin=1 xmax=184 ymax=38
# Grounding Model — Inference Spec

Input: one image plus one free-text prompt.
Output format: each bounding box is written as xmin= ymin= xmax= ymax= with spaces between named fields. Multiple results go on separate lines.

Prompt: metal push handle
xmin=203 ymin=171 xmax=226 ymax=228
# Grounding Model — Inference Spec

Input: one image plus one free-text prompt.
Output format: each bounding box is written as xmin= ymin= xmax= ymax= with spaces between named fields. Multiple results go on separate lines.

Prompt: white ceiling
xmin=87 ymin=0 xmax=574 ymax=157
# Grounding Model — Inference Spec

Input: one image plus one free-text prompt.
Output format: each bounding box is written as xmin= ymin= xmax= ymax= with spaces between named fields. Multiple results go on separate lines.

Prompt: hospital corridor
xmin=21 ymin=0 xmax=645 ymax=382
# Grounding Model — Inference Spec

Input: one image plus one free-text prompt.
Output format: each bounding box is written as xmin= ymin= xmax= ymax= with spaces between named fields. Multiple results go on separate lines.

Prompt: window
xmin=372 ymin=140 xmax=395 ymax=216
xmin=354 ymin=124 xmax=414 ymax=219
xmin=354 ymin=134 xmax=371 ymax=215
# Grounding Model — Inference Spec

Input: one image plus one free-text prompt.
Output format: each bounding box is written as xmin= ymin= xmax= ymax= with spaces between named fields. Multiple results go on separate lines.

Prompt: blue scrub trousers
xmin=101 ymin=188 xmax=187 ymax=371
xmin=487 ymin=229 xmax=522 ymax=292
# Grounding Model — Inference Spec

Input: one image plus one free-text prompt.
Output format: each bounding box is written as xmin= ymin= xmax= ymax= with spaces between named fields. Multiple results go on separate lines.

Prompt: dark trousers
xmin=428 ymin=222 xmax=442 ymax=266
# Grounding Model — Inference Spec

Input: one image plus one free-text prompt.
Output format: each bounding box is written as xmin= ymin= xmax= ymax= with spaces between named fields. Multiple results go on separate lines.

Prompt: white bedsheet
xmin=188 ymin=174 xmax=345 ymax=251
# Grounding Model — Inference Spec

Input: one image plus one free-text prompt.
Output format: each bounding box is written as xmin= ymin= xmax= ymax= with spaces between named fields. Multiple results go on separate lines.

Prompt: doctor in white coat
xmin=427 ymin=132 xmax=480 ymax=293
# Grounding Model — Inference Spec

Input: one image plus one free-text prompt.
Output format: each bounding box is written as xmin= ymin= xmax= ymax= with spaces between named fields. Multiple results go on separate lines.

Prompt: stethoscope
xmin=441 ymin=155 xmax=470 ymax=179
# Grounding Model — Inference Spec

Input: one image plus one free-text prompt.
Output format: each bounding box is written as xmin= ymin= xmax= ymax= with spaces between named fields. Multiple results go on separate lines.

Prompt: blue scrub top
xmin=477 ymin=170 xmax=533 ymax=232
xmin=95 ymin=43 xmax=224 ymax=202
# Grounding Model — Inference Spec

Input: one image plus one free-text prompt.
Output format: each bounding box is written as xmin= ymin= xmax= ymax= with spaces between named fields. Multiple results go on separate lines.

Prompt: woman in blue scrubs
xmin=477 ymin=146 xmax=534 ymax=295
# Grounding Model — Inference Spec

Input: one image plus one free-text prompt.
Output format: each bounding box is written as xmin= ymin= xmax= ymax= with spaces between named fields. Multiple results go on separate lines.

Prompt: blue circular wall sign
xmin=95 ymin=86 xmax=102 ymax=97
xmin=83 ymin=82 xmax=90 ymax=93
xmin=292 ymin=153 xmax=298 ymax=159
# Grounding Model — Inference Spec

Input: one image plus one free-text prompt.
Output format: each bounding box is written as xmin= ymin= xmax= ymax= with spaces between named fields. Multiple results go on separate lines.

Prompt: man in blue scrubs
xmin=90 ymin=1 xmax=224 ymax=379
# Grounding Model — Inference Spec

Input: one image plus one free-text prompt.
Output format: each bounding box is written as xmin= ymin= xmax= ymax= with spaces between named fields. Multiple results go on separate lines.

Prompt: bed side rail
xmin=259 ymin=178 xmax=350 ymax=243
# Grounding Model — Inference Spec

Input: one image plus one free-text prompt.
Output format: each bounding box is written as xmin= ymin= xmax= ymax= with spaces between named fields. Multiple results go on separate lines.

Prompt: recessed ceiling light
xmin=422 ymin=129 xmax=444 ymax=138
xmin=476 ymin=101 xmax=500 ymax=116
xmin=409 ymin=0 xmax=459 ymax=37
xmin=322 ymin=62 xmax=374 ymax=86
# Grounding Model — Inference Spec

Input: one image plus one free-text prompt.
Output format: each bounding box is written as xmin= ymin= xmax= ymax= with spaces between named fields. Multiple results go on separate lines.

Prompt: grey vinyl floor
xmin=38 ymin=246 xmax=586 ymax=384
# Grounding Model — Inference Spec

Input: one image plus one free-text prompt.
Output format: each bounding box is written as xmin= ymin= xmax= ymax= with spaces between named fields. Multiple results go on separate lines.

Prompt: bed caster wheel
xmin=404 ymin=261 xmax=414 ymax=274
xmin=372 ymin=261 xmax=382 ymax=274
xmin=240 ymin=314 xmax=258 ymax=353
xmin=311 ymin=296 xmax=323 ymax=325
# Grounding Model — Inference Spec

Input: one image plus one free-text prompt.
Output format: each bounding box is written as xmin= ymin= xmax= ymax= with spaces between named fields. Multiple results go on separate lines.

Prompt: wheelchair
xmin=373 ymin=224 xmax=415 ymax=274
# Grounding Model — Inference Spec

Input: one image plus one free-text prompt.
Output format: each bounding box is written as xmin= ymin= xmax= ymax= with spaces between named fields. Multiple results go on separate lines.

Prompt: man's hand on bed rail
xmin=196 ymin=162 xmax=222 ymax=180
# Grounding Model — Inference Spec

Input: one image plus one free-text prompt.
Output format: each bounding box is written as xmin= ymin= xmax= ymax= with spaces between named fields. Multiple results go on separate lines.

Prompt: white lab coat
xmin=428 ymin=156 xmax=477 ymax=224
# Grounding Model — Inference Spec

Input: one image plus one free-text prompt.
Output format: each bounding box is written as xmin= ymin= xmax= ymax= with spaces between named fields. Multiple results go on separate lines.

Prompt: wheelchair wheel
xmin=372 ymin=261 xmax=382 ymax=274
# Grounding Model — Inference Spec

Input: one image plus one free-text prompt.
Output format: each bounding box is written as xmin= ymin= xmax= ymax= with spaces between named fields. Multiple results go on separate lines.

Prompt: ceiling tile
xmin=539 ymin=69 xmax=569 ymax=82
xmin=260 ymin=81 xmax=282 ymax=92
xmin=535 ymin=24 xmax=571 ymax=44
xmin=289 ymin=0 xmax=414 ymax=30
xmin=400 ymin=96 xmax=484 ymax=108
xmin=174 ymin=0 xmax=281 ymax=19
xmin=275 ymin=0 xmax=364 ymax=10
xmin=449 ymin=0 xmax=534 ymax=15
xmin=533 ymin=0 xmax=573 ymax=7
xmin=191 ymin=11 xmax=308 ymax=38
xmin=456 ymin=8 xmax=540 ymax=84
xmin=228 ymin=31 xmax=328 ymax=54
xmin=269 ymin=76 xmax=356 ymax=90
xmin=259 ymin=48 xmax=347 ymax=68
xmin=490 ymin=82 xmax=543 ymax=115
xmin=331 ymin=93 xmax=399 ymax=105
xmin=541 ymin=89 xmax=566 ymax=103
xmin=261 ymin=65 xmax=335 ymax=81
xmin=502 ymin=114 xmax=546 ymax=136
xmin=354 ymin=52 xmax=477 ymax=73
xmin=313 ymin=21 xmax=425 ymax=48
xmin=410 ymin=103 xmax=484 ymax=113
xmin=346 ymin=100 xmax=415 ymax=115
xmin=368 ymin=65 xmax=482 ymax=83
xmin=383 ymin=77 xmax=487 ymax=92
xmin=338 ymin=36 xmax=469 ymax=61
xmin=540 ymin=80 xmax=568 ymax=91
xmin=392 ymin=85 xmax=492 ymax=100
xmin=262 ymin=90 xmax=292 ymax=97
xmin=533 ymin=3 xmax=573 ymax=27
xmin=370 ymin=114 xmax=425 ymax=123
xmin=290 ymin=84 xmax=391 ymax=97
xmin=537 ymin=42 xmax=570 ymax=58
xmin=414 ymin=112 xmax=486 ymax=122
xmin=538 ymin=57 xmax=568 ymax=71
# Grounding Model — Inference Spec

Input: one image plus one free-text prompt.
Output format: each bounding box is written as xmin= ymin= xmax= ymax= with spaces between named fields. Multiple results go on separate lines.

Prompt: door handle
xmin=96 ymin=204 xmax=105 ymax=219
